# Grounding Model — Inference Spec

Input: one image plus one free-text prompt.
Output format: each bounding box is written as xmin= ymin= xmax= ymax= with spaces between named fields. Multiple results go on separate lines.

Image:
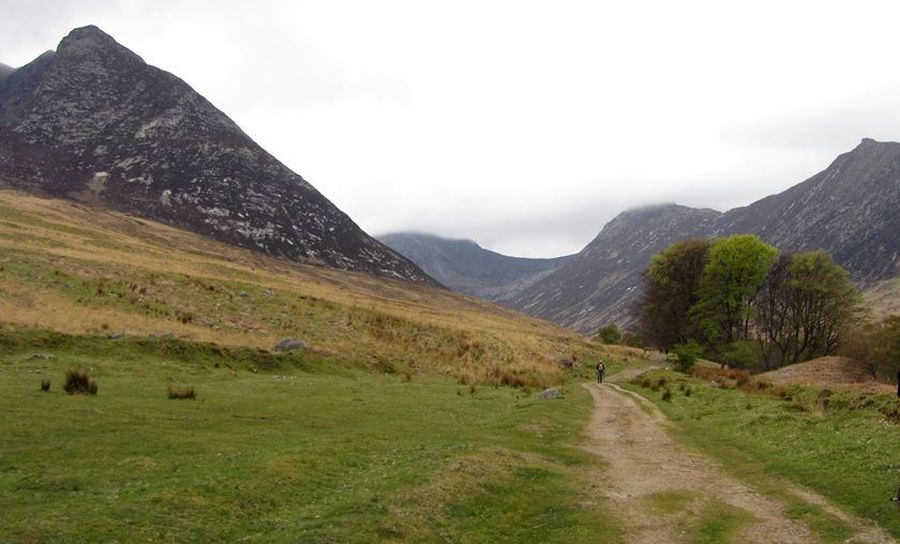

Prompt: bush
xmin=64 ymin=369 xmax=97 ymax=395
xmin=661 ymin=387 xmax=673 ymax=401
xmin=596 ymin=324 xmax=622 ymax=345
xmin=673 ymin=341 xmax=702 ymax=372
xmin=40 ymin=379 xmax=51 ymax=392
xmin=167 ymin=385 xmax=196 ymax=400
xmin=721 ymin=340 xmax=760 ymax=370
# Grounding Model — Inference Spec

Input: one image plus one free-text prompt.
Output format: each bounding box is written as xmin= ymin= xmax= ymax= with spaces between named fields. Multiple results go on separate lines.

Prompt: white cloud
xmin=3 ymin=0 xmax=900 ymax=257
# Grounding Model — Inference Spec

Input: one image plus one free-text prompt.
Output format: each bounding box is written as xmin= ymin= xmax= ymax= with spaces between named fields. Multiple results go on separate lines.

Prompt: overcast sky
xmin=3 ymin=1 xmax=900 ymax=257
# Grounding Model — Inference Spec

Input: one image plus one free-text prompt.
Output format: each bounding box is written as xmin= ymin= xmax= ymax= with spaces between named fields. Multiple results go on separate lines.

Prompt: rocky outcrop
xmin=379 ymin=232 xmax=572 ymax=301
xmin=0 ymin=26 xmax=435 ymax=285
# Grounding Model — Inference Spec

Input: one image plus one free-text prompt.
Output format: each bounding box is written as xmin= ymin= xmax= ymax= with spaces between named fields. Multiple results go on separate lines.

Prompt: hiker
xmin=596 ymin=361 xmax=606 ymax=384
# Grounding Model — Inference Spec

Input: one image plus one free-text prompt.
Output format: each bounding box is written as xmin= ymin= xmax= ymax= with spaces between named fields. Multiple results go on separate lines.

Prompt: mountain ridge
xmin=379 ymin=232 xmax=572 ymax=301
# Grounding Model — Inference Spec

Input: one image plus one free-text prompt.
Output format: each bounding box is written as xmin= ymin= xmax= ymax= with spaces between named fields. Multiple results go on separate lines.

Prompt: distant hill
xmin=0 ymin=26 xmax=434 ymax=285
xmin=511 ymin=138 xmax=900 ymax=332
xmin=379 ymin=232 xmax=572 ymax=301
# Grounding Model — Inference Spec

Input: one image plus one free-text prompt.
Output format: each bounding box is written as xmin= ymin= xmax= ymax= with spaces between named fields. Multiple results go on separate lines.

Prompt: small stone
xmin=30 ymin=354 xmax=53 ymax=361
xmin=274 ymin=338 xmax=307 ymax=352
xmin=539 ymin=388 xmax=564 ymax=400
xmin=239 ymin=290 xmax=249 ymax=297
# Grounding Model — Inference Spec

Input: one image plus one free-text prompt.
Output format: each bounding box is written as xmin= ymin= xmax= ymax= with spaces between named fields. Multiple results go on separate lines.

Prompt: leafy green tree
xmin=755 ymin=251 xmax=862 ymax=369
xmin=693 ymin=235 xmax=777 ymax=349
xmin=638 ymin=239 xmax=712 ymax=351
xmin=596 ymin=323 xmax=622 ymax=344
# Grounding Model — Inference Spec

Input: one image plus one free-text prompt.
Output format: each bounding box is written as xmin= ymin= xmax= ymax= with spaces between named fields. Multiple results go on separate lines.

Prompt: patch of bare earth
xmin=582 ymin=370 xmax=894 ymax=543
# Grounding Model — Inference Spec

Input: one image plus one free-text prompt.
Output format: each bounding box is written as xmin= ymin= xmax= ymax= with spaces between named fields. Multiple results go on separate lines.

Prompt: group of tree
xmin=638 ymin=234 xmax=863 ymax=371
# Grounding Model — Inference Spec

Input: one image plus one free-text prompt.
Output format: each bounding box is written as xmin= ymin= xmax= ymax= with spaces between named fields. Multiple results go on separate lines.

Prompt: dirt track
xmin=583 ymin=369 xmax=894 ymax=543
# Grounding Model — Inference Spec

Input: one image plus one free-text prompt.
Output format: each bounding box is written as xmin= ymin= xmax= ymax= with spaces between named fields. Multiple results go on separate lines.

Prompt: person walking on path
xmin=596 ymin=361 xmax=606 ymax=384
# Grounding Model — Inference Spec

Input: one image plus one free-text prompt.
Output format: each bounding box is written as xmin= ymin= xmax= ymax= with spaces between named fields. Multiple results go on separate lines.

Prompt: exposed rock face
xmin=512 ymin=138 xmax=900 ymax=333
xmin=714 ymin=138 xmax=900 ymax=281
xmin=379 ymin=232 xmax=572 ymax=301
xmin=0 ymin=26 xmax=434 ymax=285
xmin=509 ymin=205 xmax=721 ymax=333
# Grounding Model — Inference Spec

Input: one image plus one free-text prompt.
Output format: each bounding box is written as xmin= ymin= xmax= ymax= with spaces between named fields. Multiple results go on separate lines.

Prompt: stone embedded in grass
xmin=540 ymin=388 xmax=563 ymax=400
xmin=273 ymin=338 xmax=307 ymax=353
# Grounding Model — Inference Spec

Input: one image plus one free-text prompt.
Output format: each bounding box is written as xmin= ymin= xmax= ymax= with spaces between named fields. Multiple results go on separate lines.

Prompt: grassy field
xmin=626 ymin=368 xmax=900 ymax=539
xmin=0 ymin=328 xmax=623 ymax=543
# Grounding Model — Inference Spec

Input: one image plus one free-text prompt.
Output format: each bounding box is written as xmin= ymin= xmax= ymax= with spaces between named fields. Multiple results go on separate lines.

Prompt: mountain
xmin=0 ymin=26 xmax=433 ymax=285
xmin=0 ymin=62 xmax=14 ymax=81
xmin=379 ymin=232 xmax=572 ymax=301
xmin=714 ymin=138 xmax=900 ymax=281
xmin=511 ymin=138 xmax=900 ymax=332
xmin=508 ymin=205 xmax=721 ymax=333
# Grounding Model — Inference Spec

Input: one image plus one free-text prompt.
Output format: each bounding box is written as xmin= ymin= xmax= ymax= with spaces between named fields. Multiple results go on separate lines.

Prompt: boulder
xmin=539 ymin=388 xmax=564 ymax=400
xmin=274 ymin=338 xmax=307 ymax=353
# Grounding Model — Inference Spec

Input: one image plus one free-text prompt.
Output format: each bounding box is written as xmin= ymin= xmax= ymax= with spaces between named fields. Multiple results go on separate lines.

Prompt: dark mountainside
xmin=511 ymin=138 xmax=900 ymax=332
xmin=0 ymin=62 xmax=14 ymax=81
xmin=509 ymin=205 xmax=722 ymax=333
xmin=0 ymin=26 xmax=434 ymax=285
xmin=379 ymin=232 xmax=572 ymax=301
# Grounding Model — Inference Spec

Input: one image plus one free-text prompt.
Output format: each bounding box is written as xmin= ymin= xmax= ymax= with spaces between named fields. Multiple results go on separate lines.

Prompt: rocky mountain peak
xmin=0 ymin=26 xmax=436 ymax=285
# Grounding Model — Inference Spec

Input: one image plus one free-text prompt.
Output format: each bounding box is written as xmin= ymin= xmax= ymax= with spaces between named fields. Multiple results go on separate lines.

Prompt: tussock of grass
xmin=167 ymin=385 xmax=196 ymax=400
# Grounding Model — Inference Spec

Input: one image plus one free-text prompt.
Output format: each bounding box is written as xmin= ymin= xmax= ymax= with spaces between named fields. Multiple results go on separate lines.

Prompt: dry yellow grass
xmin=0 ymin=190 xmax=604 ymax=385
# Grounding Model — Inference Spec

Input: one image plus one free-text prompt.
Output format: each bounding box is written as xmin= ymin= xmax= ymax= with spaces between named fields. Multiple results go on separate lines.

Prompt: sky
xmin=3 ymin=1 xmax=900 ymax=257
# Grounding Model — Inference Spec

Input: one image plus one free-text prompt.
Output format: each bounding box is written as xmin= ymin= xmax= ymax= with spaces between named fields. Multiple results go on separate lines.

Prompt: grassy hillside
xmin=0 ymin=191 xmax=632 ymax=541
xmin=0 ymin=190 xmax=601 ymax=387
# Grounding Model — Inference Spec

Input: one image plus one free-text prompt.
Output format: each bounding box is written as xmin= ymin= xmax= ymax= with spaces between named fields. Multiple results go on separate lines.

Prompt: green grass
xmin=0 ymin=329 xmax=622 ymax=543
xmin=628 ymin=370 xmax=900 ymax=539
xmin=689 ymin=501 xmax=754 ymax=544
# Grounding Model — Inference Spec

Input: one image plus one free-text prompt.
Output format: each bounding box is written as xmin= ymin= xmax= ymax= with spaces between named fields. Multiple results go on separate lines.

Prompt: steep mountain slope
xmin=0 ymin=26 xmax=433 ymax=284
xmin=510 ymin=205 xmax=721 ymax=333
xmin=716 ymin=138 xmax=900 ymax=281
xmin=0 ymin=62 xmax=14 ymax=81
xmin=379 ymin=232 xmax=572 ymax=301
xmin=510 ymin=138 xmax=900 ymax=332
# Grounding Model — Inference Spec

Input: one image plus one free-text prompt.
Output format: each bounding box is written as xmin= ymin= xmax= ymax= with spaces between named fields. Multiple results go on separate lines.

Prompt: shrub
xmin=661 ymin=387 xmax=673 ymax=401
xmin=596 ymin=324 xmax=623 ymax=345
xmin=673 ymin=341 xmax=702 ymax=372
xmin=167 ymin=385 xmax=196 ymax=400
xmin=64 ymin=369 xmax=97 ymax=395
xmin=40 ymin=379 xmax=51 ymax=392
xmin=684 ymin=386 xmax=692 ymax=397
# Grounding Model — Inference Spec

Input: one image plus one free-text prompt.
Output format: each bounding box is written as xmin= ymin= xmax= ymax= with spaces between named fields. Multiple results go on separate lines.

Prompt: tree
xmin=755 ymin=251 xmax=862 ymax=369
xmin=693 ymin=235 xmax=777 ymax=350
xmin=638 ymin=239 xmax=711 ymax=351
xmin=596 ymin=323 xmax=622 ymax=344
xmin=840 ymin=315 xmax=900 ymax=381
